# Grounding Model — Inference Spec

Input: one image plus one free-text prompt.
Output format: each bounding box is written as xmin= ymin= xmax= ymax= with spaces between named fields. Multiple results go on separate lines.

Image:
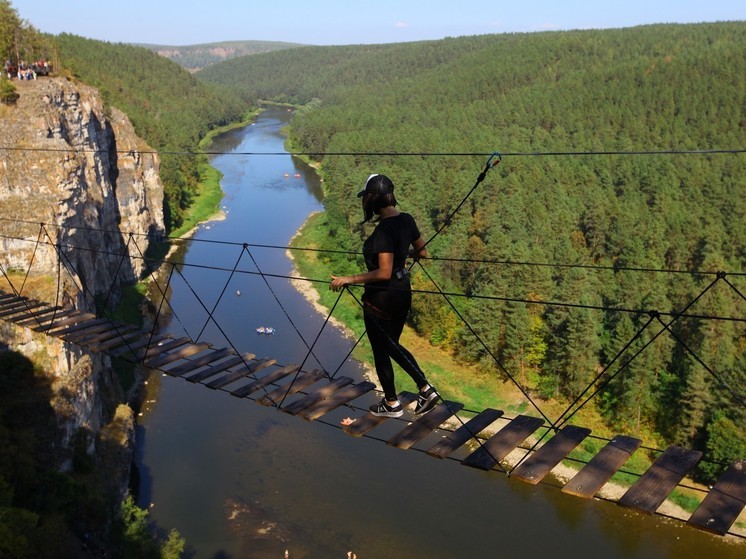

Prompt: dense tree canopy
xmin=199 ymin=23 xmax=746 ymax=477
xmin=0 ymin=0 xmax=51 ymax=68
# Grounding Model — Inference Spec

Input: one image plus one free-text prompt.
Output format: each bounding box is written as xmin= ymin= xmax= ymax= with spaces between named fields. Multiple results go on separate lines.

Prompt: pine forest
xmin=2 ymin=5 xmax=744 ymax=483
xmin=197 ymin=23 xmax=746 ymax=480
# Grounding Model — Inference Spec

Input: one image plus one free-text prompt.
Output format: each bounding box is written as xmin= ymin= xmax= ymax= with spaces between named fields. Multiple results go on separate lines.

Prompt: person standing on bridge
xmin=330 ymin=173 xmax=439 ymax=418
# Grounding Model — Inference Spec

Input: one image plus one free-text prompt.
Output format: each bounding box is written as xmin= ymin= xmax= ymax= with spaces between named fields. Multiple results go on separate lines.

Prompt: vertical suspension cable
xmin=654 ymin=314 xmax=746 ymax=409
xmin=137 ymin=262 xmax=178 ymax=364
xmin=128 ymin=237 xmax=191 ymax=340
xmin=194 ymin=244 xmax=247 ymax=342
xmin=422 ymin=151 xmax=500 ymax=250
xmin=555 ymin=274 xmax=724 ymax=429
xmin=17 ymin=222 xmax=45 ymax=296
xmin=99 ymin=233 xmax=135 ymax=318
xmin=414 ymin=259 xmax=553 ymax=426
xmin=276 ymin=287 xmax=347 ymax=409
xmin=243 ymin=244 xmax=329 ymax=371
xmin=0 ymin=262 xmax=19 ymax=296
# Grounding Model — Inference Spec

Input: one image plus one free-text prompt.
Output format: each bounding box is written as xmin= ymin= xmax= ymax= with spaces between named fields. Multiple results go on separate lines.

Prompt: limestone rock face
xmin=0 ymin=77 xmax=164 ymax=477
xmin=0 ymin=77 xmax=165 ymax=305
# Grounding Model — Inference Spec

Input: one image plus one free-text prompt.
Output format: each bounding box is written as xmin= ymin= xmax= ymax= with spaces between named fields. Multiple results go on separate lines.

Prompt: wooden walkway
xmin=0 ymin=290 xmax=744 ymax=537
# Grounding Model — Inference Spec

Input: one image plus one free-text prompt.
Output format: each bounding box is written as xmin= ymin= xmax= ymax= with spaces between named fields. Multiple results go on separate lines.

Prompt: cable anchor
xmin=477 ymin=150 xmax=502 ymax=183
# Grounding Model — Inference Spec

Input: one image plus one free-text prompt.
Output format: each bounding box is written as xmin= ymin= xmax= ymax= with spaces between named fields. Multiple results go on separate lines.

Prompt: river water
xmin=134 ymin=107 xmax=741 ymax=559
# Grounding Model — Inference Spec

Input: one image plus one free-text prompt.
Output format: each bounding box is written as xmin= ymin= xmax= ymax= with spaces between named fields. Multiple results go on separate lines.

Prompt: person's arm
xmin=330 ymin=252 xmax=394 ymax=291
xmin=408 ymin=236 xmax=427 ymax=260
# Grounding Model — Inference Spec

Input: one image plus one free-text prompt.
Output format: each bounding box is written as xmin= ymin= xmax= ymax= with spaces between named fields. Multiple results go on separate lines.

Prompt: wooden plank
xmin=71 ymin=323 xmax=134 ymax=346
xmin=84 ymin=326 xmax=141 ymax=351
xmin=562 ymin=435 xmax=642 ymax=498
xmin=300 ymin=381 xmax=376 ymax=421
xmin=7 ymin=306 xmax=62 ymax=324
xmin=165 ymin=347 xmax=237 ymax=377
xmin=688 ymin=460 xmax=746 ymax=535
xmin=281 ymin=377 xmax=354 ymax=416
xmin=205 ymin=358 xmax=278 ymax=392
xmin=461 ymin=415 xmax=545 ymax=471
xmin=0 ymin=290 xmax=22 ymax=299
xmin=257 ymin=369 xmax=327 ymax=406
xmin=60 ymin=323 xmax=118 ymax=343
xmin=0 ymin=298 xmax=25 ymax=311
xmin=89 ymin=329 xmax=145 ymax=352
xmin=618 ymin=445 xmax=703 ymax=513
xmin=74 ymin=324 xmax=139 ymax=345
xmin=208 ymin=358 xmax=278 ymax=390
xmin=59 ymin=319 xmax=113 ymax=341
xmin=0 ymin=295 xmax=34 ymax=306
xmin=17 ymin=307 xmax=76 ymax=328
xmin=6 ymin=307 xmax=60 ymax=328
xmin=0 ymin=300 xmax=45 ymax=318
xmin=185 ymin=355 xmax=249 ymax=383
xmin=108 ymin=334 xmax=170 ymax=358
xmin=426 ymin=408 xmax=504 ymax=459
xmin=512 ymin=425 xmax=591 ymax=484
xmin=143 ymin=337 xmax=192 ymax=358
xmin=32 ymin=312 xmax=94 ymax=332
xmin=343 ymin=392 xmax=418 ymax=437
xmin=387 ymin=401 xmax=464 ymax=450
xmin=143 ymin=342 xmax=210 ymax=369
xmin=82 ymin=323 xmax=139 ymax=341
xmin=226 ymin=362 xmax=294 ymax=395
xmin=0 ymin=299 xmax=46 ymax=320
xmin=54 ymin=316 xmax=110 ymax=337
xmin=0 ymin=296 xmax=27 ymax=310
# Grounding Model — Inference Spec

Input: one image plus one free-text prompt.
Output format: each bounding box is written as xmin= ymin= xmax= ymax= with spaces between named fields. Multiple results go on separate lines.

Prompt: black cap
xmin=357 ymin=173 xmax=395 ymax=197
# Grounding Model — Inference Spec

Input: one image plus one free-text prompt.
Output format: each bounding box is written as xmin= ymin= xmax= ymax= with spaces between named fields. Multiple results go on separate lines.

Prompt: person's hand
xmin=408 ymin=248 xmax=425 ymax=261
xmin=330 ymin=275 xmax=351 ymax=291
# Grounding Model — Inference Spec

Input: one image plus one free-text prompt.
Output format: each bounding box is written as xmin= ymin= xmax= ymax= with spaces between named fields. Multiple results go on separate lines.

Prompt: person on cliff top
xmin=330 ymin=173 xmax=439 ymax=417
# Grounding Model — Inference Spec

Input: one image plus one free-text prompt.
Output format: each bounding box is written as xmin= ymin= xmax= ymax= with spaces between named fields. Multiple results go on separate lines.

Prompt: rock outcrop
xmin=1 ymin=77 xmax=164 ymax=292
xmin=0 ymin=76 xmax=164 ymax=481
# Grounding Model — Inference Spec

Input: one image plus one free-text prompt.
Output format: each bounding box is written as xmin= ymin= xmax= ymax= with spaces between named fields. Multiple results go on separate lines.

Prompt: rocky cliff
xmin=0 ymin=76 xmax=165 ymax=480
xmin=1 ymin=77 xmax=164 ymax=290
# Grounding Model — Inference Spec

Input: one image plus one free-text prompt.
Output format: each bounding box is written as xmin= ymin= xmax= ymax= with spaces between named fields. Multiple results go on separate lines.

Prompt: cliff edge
xmin=0 ymin=76 xmax=164 ymax=500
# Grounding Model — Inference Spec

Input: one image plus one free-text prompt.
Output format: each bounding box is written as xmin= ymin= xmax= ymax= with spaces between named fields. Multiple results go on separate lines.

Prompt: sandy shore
xmin=285 ymin=214 xmax=353 ymax=337
xmin=285 ymin=260 xmax=353 ymax=340
xmin=162 ymin=209 xmax=227 ymax=261
xmin=284 ymin=215 xmax=378 ymax=385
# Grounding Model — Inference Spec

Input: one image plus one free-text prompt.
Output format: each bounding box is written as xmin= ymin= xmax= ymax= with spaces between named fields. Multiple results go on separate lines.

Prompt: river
xmin=133 ymin=107 xmax=742 ymax=559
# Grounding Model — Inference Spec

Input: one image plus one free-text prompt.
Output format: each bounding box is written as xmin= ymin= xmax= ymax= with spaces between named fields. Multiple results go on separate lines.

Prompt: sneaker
xmin=369 ymin=399 xmax=403 ymax=418
xmin=414 ymin=386 xmax=439 ymax=415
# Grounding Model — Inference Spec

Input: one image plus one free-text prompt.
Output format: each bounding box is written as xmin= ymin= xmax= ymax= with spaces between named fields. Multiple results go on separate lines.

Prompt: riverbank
xmin=285 ymin=240 xmax=746 ymax=536
xmin=137 ymin=109 xmax=745 ymax=557
xmin=168 ymin=111 xmax=261 ymax=241
xmin=283 ymin=195 xmax=746 ymax=541
xmin=285 ymin=212 xmax=379 ymax=388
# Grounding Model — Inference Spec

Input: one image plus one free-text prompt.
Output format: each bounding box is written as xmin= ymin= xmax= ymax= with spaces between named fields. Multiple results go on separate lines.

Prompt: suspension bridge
xmin=0 ymin=217 xmax=744 ymax=539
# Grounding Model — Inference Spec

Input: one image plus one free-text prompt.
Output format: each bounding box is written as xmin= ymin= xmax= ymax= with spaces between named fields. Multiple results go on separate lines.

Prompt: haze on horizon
xmin=10 ymin=0 xmax=745 ymax=47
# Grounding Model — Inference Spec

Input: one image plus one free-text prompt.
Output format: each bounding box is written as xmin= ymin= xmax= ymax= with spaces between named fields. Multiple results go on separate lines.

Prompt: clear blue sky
xmin=10 ymin=0 xmax=745 ymax=46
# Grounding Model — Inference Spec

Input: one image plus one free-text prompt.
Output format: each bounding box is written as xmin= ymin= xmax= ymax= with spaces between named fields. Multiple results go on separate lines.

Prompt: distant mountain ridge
xmin=138 ymin=39 xmax=305 ymax=71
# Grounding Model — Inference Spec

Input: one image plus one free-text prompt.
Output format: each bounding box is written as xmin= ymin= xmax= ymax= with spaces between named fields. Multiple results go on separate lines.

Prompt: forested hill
xmin=138 ymin=40 xmax=305 ymax=72
xmin=198 ymin=22 xmax=746 ymax=478
xmin=55 ymin=34 xmax=249 ymax=230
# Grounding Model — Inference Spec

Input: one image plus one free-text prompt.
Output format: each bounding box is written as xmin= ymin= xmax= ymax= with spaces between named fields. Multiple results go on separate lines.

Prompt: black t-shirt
xmin=363 ymin=212 xmax=420 ymax=275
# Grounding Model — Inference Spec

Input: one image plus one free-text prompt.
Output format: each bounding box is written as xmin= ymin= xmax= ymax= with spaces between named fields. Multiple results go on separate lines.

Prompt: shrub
xmin=0 ymin=78 xmax=19 ymax=105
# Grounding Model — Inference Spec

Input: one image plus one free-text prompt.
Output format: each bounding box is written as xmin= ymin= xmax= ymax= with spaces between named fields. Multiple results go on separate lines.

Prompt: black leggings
xmin=363 ymin=285 xmax=428 ymax=401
